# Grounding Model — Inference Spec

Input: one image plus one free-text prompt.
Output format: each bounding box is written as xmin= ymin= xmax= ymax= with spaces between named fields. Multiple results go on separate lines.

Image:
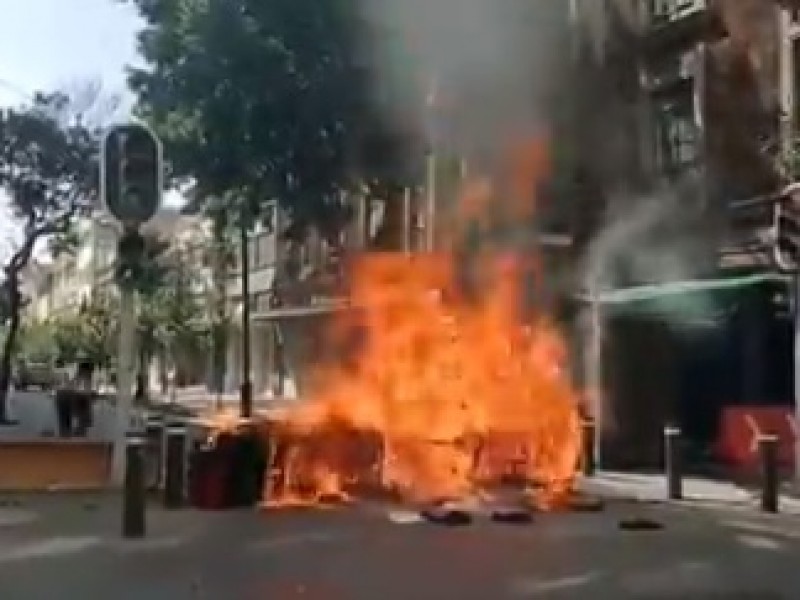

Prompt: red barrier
xmin=715 ymin=407 xmax=796 ymax=468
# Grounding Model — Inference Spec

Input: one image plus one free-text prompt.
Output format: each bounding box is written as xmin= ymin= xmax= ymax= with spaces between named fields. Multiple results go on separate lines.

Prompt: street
xmin=1 ymin=484 xmax=798 ymax=599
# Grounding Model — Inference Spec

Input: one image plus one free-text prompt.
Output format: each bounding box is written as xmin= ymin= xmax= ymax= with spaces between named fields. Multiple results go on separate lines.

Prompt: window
xmin=253 ymin=292 xmax=272 ymax=313
xmin=255 ymin=231 xmax=275 ymax=268
xmin=653 ymin=93 xmax=699 ymax=173
xmin=247 ymin=238 xmax=257 ymax=270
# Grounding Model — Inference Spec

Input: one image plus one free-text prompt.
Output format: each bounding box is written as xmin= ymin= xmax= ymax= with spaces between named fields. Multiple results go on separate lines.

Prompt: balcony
xmin=641 ymin=48 xmax=698 ymax=94
xmin=644 ymin=0 xmax=719 ymax=54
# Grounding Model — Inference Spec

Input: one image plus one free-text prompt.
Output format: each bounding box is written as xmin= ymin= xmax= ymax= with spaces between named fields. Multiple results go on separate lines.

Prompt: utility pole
xmin=101 ymin=123 xmax=162 ymax=486
xmin=239 ymin=208 xmax=253 ymax=419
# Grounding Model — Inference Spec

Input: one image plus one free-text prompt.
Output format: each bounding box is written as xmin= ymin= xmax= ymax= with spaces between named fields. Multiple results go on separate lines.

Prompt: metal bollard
xmin=758 ymin=434 xmax=779 ymax=513
xmin=664 ymin=426 xmax=683 ymax=500
xmin=163 ymin=425 xmax=188 ymax=509
xmin=581 ymin=420 xmax=596 ymax=477
xmin=122 ymin=436 xmax=146 ymax=538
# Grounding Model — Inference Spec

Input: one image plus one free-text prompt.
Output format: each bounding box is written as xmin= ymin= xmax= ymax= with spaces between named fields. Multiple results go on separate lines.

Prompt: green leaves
xmin=127 ymin=0 xmax=411 ymax=240
xmin=0 ymin=93 xmax=100 ymax=277
xmin=129 ymin=231 xmax=211 ymax=361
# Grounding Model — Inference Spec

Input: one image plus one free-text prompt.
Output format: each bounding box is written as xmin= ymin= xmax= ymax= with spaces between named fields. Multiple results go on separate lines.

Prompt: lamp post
xmin=239 ymin=209 xmax=253 ymax=419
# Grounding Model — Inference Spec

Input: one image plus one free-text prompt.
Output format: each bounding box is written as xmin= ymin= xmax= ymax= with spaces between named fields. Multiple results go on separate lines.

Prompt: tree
xmin=48 ymin=292 xmax=117 ymax=368
xmin=131 ymin=233 xmax=210 ymax=402
xmin=17 ymin=319 xmax=60 ymax=364
xmin=125 ymin=0 xmax=414 ymax=240
xmin=0 ymin=93 xmax=99 ymax=422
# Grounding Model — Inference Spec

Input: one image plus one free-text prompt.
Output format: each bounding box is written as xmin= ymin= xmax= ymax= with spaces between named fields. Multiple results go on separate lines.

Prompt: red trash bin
xmin=189 ymin=446 xmax=230 ymax=510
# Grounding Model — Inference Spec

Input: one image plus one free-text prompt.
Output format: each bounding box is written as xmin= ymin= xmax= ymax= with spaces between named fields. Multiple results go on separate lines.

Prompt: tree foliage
xmin=125 ymin=0 xmax=414 ymax=239
xmin=137 ymin=234 xmax=210 ymax=356
xmin=0 ymin=92 xmax=100 ymax=419
xmin=128 ymin=232 xmax=210 ymax=399
xmin=56 ymin=293 xmax=117 ymax=367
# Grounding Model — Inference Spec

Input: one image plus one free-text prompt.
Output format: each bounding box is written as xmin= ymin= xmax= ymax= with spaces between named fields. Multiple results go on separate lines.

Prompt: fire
xmin=263 ymin=138 xmax=581 ymax=509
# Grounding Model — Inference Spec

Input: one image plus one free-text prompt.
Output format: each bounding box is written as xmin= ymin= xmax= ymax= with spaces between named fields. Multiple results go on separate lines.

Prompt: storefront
xmin=577 ymin=272 xmax=794 ymax=470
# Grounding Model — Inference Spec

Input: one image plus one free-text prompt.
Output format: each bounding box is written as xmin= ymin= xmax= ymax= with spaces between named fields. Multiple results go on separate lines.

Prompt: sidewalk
xmin=581 ymin=470 xmax=800 ymax=514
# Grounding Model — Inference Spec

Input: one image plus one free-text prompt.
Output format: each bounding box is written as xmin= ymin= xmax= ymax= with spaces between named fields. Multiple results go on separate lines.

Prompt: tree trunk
xmin=0 ymin=276 xmax=22 ymax=423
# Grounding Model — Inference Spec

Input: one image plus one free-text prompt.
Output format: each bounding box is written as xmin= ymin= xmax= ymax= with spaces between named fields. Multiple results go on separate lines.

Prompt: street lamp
xmin=239 ymin=207 xmax=253 ymax=419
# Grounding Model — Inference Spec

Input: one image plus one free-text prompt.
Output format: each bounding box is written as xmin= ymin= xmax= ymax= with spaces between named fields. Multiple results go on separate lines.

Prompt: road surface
xmin=0 ymin=489 xmax=797 ymax=599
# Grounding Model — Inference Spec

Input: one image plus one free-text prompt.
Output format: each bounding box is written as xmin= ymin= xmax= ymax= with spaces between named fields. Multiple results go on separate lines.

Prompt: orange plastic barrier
xmin=0 ymin=440 xmax=112 ymax=491
xmin=715 ymin=407 xmax=796 ymax=468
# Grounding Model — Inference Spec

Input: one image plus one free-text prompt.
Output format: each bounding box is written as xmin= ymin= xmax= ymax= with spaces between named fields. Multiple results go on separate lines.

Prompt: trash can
xmin=226 ymin=428 xmax=267 ymax=508
xmin=188 ymin=429 xmax=267 ymax=510
xmin=188 ymin=443 xmax=230 ymax=510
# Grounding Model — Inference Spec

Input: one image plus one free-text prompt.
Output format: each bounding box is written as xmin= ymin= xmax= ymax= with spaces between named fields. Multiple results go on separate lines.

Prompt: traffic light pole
xmin=101 ymin=123 xmax=162 ymax=487
xmin=113 ymin=284 xmax=137 ymax=486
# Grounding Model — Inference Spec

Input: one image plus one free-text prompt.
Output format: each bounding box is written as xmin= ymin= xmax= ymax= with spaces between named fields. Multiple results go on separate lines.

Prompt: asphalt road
xmin=1 ymin=491 xmax=798 ymax=599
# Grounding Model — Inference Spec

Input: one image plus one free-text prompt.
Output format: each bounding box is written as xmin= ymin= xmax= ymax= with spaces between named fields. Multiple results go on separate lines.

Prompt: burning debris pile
xmin=260 ymin=141 xmax=583 ymax=510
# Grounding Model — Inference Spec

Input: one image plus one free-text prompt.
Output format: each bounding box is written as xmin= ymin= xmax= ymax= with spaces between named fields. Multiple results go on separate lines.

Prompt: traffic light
xmin=102 ymin=123 xmax=161 ymax=227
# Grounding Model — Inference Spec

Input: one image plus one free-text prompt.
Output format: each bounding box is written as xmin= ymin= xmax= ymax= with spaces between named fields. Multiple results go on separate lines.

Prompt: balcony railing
xmin=650 ymin=0 xmax=706 ymax=25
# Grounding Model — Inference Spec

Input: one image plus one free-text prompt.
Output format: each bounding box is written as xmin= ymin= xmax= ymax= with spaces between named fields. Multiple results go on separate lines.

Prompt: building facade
xmin=567 ymin=0 xmax=800 ymax=467
xmin=28 ymin=209 xmax=209 ymax=321
xmin=222 ymin=190 xmax=425 ymax=399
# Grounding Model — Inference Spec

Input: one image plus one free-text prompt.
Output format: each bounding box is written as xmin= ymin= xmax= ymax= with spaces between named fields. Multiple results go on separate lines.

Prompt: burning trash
xmin=258 ymin=139 xmax=584 ymax=511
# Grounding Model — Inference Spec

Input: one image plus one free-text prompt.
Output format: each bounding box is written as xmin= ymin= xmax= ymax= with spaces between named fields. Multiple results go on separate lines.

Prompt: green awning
xmin=575 ymin=273 xmax=790 ymax=324
xmin=582 ymin=273 xmax=789 ymax=305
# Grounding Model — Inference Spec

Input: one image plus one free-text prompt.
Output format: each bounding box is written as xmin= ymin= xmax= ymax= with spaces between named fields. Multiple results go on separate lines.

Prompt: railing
xmin=650 ymin=0 xmax=706 ymax=25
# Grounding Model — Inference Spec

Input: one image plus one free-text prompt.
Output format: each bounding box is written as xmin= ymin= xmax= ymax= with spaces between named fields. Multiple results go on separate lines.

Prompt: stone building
xmin=569 ymin=0 xmax=800 ymax=468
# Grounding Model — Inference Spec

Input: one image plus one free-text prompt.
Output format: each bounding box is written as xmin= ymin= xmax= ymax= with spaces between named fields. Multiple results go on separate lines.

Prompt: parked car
xmin=14 ymin=361 xmax=56 ymax=391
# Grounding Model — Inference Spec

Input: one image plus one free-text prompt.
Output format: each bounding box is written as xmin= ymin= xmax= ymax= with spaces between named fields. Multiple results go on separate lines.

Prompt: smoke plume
xmin=361 ymin=0 xmax=572 ymax=161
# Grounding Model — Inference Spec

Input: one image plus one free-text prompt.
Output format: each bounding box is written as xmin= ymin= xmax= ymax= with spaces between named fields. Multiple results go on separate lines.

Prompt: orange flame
xmin=262 ymin=137 xmax=581 ymax=509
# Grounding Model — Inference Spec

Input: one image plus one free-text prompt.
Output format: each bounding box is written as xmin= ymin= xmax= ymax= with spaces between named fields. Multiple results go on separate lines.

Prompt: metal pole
xmin=122 ymin=436 xmax=146 ymax=538
xmin=112 ymin=286 xmax=136 ymax=486
xmin=664 ymin=425 xmax=683 ymax=500
xmin=587 ymin=298 xmax=604 ymax=468
xmin=426 ymin=152 xmax=436 ymax=252
xmin=581 ymin=420 xmax=596 ymax=476
xmin=163 ymin=424 xmax=187 ymax=509
xmin=239 ymin=215 xmax=253 ymax=419
xmin=794 ymin=274 xmax=800 ymax=488
xmin=403 ymin=187 xmax=412 ymax=255
xmin=759 ymin=434 xmax=779 ymax=513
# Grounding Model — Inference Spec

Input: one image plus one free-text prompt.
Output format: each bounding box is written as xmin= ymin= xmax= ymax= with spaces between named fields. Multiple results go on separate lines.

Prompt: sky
xmin=0 ymin=0 xmax=182 ymax=262
xmin=0 ymin=0 xmax=142 ymax=108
